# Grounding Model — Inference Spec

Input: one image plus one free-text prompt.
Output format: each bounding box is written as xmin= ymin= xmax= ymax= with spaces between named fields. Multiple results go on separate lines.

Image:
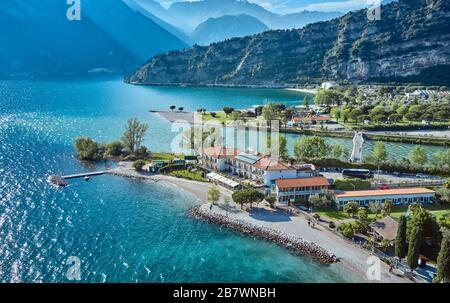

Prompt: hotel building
xmin=275 ymin=176 xmax=331 ymax=205
xmin=334 ymin=188 xmax=436 ymax=209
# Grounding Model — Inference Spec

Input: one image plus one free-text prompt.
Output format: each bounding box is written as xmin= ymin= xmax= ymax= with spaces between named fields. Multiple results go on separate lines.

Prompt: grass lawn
xmin=169 ymin=170 xmax=207 ymax=182
xmin=150 ymin=152 xmax=184 ymax=161
xmin=316 ymin=204 xmax=450 ymax=223
xmin=202 ymin=112 xmax=229 ymax=124
xmin=314 ymin=208 xmax=349 ymax=221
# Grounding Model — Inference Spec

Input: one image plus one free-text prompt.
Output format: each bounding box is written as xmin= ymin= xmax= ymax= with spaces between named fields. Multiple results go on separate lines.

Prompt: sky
xmin=156 ymin=0 xmax=390 ymax=14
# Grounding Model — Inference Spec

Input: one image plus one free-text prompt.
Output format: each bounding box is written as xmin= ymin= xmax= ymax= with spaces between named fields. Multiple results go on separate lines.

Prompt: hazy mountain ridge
xmin=127 ymin=0 xmax=450 ymax=86
xmin=0 ymin=0 xmax=187 ymax=77
xmin=192 ymin=14 xmax=268 ymax=45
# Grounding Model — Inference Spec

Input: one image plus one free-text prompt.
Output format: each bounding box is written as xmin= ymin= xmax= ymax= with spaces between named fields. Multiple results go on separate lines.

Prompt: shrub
xmin=75 ymin=137 xmax=102 ymax=161
xmin=329 ymin=221 xmax=336 ymax=229
xmin=160 ymin=164 xmax=185 ymax=174
xmin=132 ymin=160 xmax=146 ymax=171
xmin=104 ymin=141 xmax=124 ymax=157
xmin=313 ymin=214 xmax=321 ymax=221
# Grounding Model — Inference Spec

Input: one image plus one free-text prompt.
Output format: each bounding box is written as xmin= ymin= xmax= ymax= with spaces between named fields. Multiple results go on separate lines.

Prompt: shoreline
xmin=107 ymin=168 xmax=410 ymax=283
xmin=285 ymin=88 xmax=318 ymax=95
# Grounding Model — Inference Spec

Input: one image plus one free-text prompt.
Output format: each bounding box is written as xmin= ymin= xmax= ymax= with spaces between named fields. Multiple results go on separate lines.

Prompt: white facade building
xmin=334 ymin=188 xmax=436 ymax=209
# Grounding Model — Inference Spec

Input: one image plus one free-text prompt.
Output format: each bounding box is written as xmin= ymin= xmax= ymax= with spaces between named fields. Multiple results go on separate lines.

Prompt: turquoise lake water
xmin=0 ymin=76 xmax=443 ymax=282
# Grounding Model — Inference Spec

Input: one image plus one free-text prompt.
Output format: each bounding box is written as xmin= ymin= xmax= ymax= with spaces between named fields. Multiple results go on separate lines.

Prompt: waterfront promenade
xmin=106 ymin=167 xmax=409 ymax=283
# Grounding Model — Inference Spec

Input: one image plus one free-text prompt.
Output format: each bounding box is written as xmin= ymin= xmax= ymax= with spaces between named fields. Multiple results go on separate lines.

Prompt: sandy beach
xmin=108 ymin=167 xmax=410 ymax=283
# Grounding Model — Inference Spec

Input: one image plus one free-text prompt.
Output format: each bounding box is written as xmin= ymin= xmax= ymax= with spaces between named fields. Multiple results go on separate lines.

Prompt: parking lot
xmin=320 ymin=169 xmax=446 ymax=187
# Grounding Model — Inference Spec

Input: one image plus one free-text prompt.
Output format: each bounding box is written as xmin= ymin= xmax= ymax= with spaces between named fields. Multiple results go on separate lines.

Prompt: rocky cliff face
xmin=127 ymin=0 xmax=450 ymax=86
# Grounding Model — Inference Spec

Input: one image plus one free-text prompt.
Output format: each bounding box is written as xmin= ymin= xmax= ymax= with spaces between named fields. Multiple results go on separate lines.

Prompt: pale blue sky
xmin=156 ymin=0 xmax=388 ymax=14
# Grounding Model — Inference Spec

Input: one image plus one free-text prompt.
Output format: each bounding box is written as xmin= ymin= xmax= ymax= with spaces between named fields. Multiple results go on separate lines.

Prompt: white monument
xmin=350 ymin=132 xmax=364 ymax=162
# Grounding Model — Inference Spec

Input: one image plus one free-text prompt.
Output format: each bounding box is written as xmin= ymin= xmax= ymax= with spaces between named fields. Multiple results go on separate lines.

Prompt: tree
xmin=373 ymin=142 xmax=388 ymax=164
xmin=409 ymin=145 xmax=428 ymax=166
xmin=395 ymin=215 xmax=407 ymax=260
xmin=262 ymin=103 xmax=281 ymax=126
xmin=435 ymin=228 xmax=450 ymax=283
xmin=343 ymin=202 xmax=358 ymax=218
xmin=357 ymin=207 xmax=368 ymax=222
xmin=178 ymin=107 xmax=184 ymax=112
xmin=208 ymin=185 xmax=221 ymax=206
xmin=104 ymin=141 xmax=124 ymax=157
xmin=223 ymin=196 xmax=231 ymax=217
xmin=170 ymin=105 xmax=176 ymax=111
xmin=75 ymin=137 xmax=102 ymax=161
xmin=293 ymin=136 xmax=328 ymax=160
xmin=331 ymin=144 xmax=343 ymax=159
xmin=232 ymin=190 xmax=265 ymax=209
xmin=308 ymin=194 xmax=324 ymax=209
xmin=132 ymin=160 xmax=146 ymax=171
xmin=121 ymin=118 xmax=149 ymax=154
xmin=383 ymin=200 xmax=393 ymax=216
xmin=266 ymin=196 xmax=276 ymax=208
xmin=373 ymin=142 xmax=388 ymax=177
xmin=303 ymin=96 xmax=309 ymax=108
xmin=407 ymin=224 xmax=423 ymax=270
xmin=223 ymin=107 xmax=234 ymax=116
xmin=279 ymin=135 xmax=288 ymax=159
xmin=380 ymin=239 xmax=390 ymax=252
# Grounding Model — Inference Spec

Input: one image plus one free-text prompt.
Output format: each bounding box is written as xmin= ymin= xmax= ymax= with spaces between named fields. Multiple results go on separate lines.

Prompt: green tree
xmin=170 ymin=105 xmax=176 ymax=111
xmin=132 ymin=160 xmax=146 ymax=171
xmin=223 ymin=196 xmax=231 ymax=217
xmin=409 ymin=145 xmax=428 ymax=166
xmin=75 ymin=137 xmax=102 ymax=161
xmin=293 ymin=136 xmax=328 ymax=160
xmin=357 ymin=207 xmax=368 ymax=222
xmin=373 ymin=142 xmax=388 ymax=176
xmin=223 ymin=107 xmax=234 ymax=116
xmin=407 ymin=224 xmax=423 ymax=270
xmin=266 ymin=195 xmax=276 ymax=208
xmin=395 ymin=215 xmax=407 ymax=260
xmin=208 ymin=185 xmax=221 ymax=206
xmin=331 ymin=144 xmax=343 ymax=159
xmin=308 ymin=194 xmax=324 ymax=210
xmin=303 ymin=96 xmax=309 ymax=108
xmin=232 ymin=189 xmax=265 ymax=209
xmin=262 ymin=102 xmax=282 ymax=124
xmin=104 ymin=141 xmax=124 ymax=157
xmin=121 ymin=118 xmax=149 ymax=154
xmin=279 ymin=135 xmax=288 ymax=159
xmin=343 ymin=202 xmax=358 ymax=218
xmin=383 ymin=200 xmax=393 ymax=216
xmin=435 ymin=228 xmax=450 ymax=283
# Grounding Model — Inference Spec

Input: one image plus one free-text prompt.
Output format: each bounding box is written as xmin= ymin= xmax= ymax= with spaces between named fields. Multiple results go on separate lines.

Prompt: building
xmin=334 ymin=188 xmax=436 ymax=209
xmin=275 ymin=176 xmax=330 ymax=205
xmin=370 ymin=216 xmax=399 ymax=244
xmin=291 ymin=115 xmax=332 ymax=126
xmin=199 ymin=147 xmax=317 ymax=188
xmin=198 ymin=147 xmax=239 ymax=172
xmin=321 ymin=81 xmax=338 ymax=90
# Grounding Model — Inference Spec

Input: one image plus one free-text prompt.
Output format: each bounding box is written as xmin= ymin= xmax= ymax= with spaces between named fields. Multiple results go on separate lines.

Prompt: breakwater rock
xmin=190 ymin=205 xmax=339 ymax=264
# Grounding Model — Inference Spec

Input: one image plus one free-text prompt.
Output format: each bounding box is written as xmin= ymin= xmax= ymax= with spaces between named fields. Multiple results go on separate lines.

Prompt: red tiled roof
xmin=253 ymin=157 xmax=292 ymax=171
xmin=276 ymin=177 xmax=330 ymax=189
xmin=292 ymin=115 xmax=331 ymax=123
xmin=201 ymin=147 xmax=239 ymax=159
xmin=335 ymin=188 xmax=435 ymax=198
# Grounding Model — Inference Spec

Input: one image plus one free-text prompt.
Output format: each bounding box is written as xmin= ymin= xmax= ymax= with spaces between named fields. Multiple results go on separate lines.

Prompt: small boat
xmin=84 ymin=176 xmax=90 ymax=181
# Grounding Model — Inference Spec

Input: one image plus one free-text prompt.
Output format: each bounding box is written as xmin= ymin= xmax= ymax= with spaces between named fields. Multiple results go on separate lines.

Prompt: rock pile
xmin=190 ymin=205 xmax=339 ymax=264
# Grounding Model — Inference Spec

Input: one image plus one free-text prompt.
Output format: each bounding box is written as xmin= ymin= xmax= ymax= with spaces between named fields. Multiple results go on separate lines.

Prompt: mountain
xmin=127 ymin=0 xmax=450 ymax=86
xmin=192 ymin=14 xmax=268 ymax=45
xmin=0 ymin=0 xmax=187 ymax=78
xmin=131 ymin=0 xmax=191 ymax=33
xmin=167 ymin=0 xmax=274 ymax=30
xmin=123 ymin=0 xmax=192 ymax=44
xmin=276 ymin=11 xmax=343 ymax=29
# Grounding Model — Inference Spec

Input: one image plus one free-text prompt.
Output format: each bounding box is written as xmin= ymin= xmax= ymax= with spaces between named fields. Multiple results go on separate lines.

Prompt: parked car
xmin=378 ymin=184 xmax=390 ymax=190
